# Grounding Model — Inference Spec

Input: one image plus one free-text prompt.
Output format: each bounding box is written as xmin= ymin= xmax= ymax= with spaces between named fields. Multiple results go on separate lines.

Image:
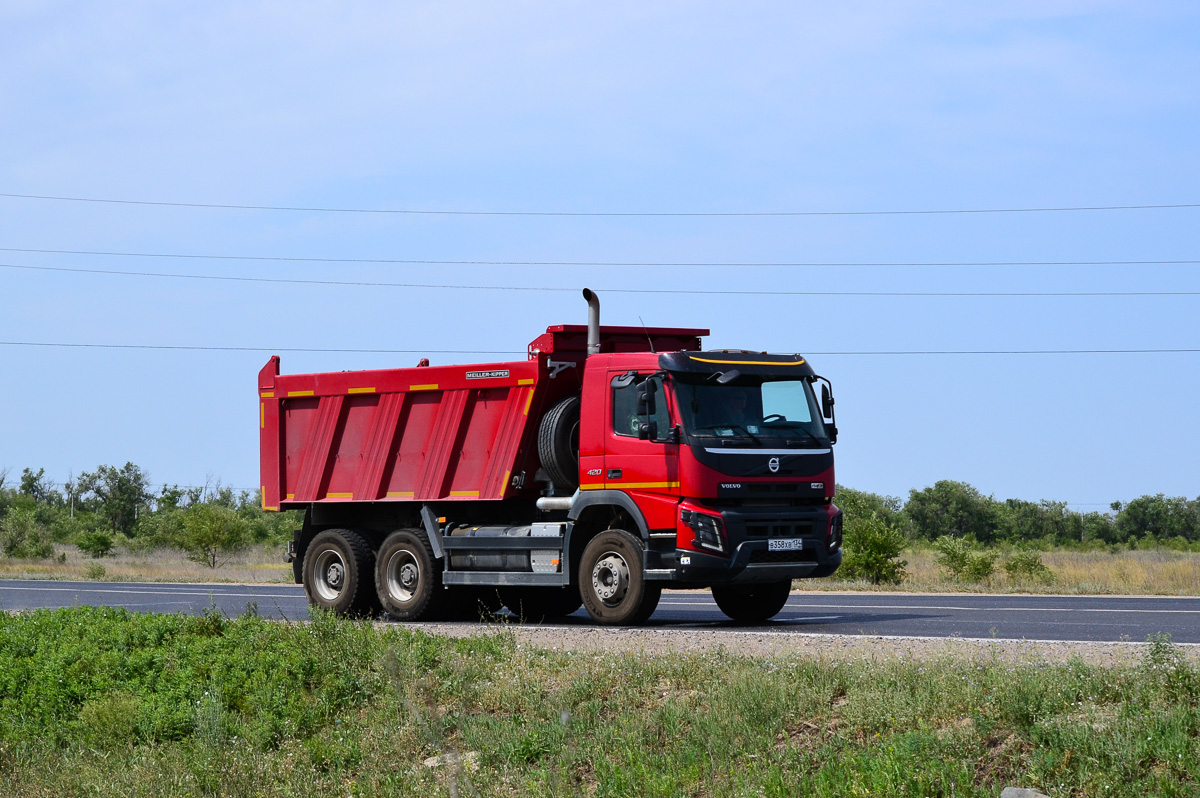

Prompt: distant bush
xmin=1004 ymin=549 xmax=1054 ymax=583
xmin=933 ymin=536 xmax=996 ymax=582
xmin=76 ymin=531 xmax=114 ymax=559
xmin=84 ymin=562 xmax=106 ymax=580
xmin=176 ymin=504 xmax=250 ymax=568
xmin=840 ymin=514 xmax=907 ymax=585
xmin=1 ymin=507 xmax=54 ymax=559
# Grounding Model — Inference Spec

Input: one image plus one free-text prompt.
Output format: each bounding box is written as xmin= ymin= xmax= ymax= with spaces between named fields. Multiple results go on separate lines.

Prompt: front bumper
xmin=661 ymin=503 xmax=843 ymax=585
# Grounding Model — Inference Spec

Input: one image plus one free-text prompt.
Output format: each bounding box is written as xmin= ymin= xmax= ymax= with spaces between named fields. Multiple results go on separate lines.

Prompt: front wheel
xmin=303 ymin=529 xmax=376 ymax=616
xmin=579 ymin=530 xmax=661 ymax=625
xmin=711 ymin=580 xmax=793 ymax=623
xmin=375 ymin=530 xmax=444 ymax=621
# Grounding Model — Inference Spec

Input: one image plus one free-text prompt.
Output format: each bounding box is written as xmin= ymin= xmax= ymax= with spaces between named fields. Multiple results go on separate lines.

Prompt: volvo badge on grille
xmin=768 ymin=456 xmax=780 ymax=473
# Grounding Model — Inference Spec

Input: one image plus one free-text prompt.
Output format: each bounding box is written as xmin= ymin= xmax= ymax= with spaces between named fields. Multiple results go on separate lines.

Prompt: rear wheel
xmin=579 ymin=530 xmax=661 ymax=625
xmin=711 ymin=579 xmax=792 ymax=623
xmin=303 ymin=529 xmax=376 ymax=616
xmin=375 ymin=530 xmax=445 ymax=621
xmin=499 ymin=586 xmax=583 ymax=622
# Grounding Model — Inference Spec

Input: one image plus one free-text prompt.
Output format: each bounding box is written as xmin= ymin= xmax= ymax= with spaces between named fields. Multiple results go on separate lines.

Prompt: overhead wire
xmin=2 ymin=246 xmax=1198 ymax=269
xmin=2 ymin=341 xmax=1197 ymax=357
xmin=3 ymin=263 xmax=1199 ymax=298
xmin=2 ymin=191 xmax=1198 ymax=217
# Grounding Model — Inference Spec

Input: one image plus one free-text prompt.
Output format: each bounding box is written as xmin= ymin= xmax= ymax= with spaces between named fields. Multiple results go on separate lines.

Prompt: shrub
xmin=932 ymin=536 xmax=996 ymax=583
xmin=85 ymin=562 xmax=106 ymax=580
xmin=76 ymin=531 xmax=114 ymax=559
xmin=176 ymin=503 xmax=250 ymax=568
xmin=1004 ymin=549 xmax=1054 ymax=583
xmin=0 ymin=507 xmax=54 ymax=559
xmin=839 ymin=513 xmax=907 ymax=585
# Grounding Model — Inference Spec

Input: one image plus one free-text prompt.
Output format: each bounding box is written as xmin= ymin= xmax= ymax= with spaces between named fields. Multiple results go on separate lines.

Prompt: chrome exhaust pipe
xmin=582 ymin=288 xmax=600 ymax=356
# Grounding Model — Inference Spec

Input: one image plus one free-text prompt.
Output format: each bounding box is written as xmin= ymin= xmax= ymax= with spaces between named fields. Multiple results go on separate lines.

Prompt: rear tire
xmin=538 ymin=396 xmax=581 ymax=491
xmin=375 ymin=530 xmax=445 ymax=621
xmin=499 ymin=586 xmax=583 ymax=622
xmin=579 ymin=530 xmax=661 ymax=625
xmin=303 ymin=529 xmax=376 ymax=616
xmin=711 ymin=579 xmax=792 ymax=623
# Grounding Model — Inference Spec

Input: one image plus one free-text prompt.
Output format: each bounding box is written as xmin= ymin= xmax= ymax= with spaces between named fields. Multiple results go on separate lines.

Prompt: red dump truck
xmin=259 ymin=289 xmax=842 ymax=625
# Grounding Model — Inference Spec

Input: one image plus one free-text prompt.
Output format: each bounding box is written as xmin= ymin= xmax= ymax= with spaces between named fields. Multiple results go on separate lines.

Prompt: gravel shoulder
xmin=395 ymin=620 xmax=1200 ymax=666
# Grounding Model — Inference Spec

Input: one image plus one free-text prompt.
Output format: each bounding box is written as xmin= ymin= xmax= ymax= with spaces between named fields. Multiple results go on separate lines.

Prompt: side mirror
xmin=821 ymin=384 xmax=834 ymax=420
xmin=715 ymin=369 xmax=741 ymax=385
xmin=636 ymin=380 xmax=657 ymax=417
xmin=637 ymin=420 xmax=659 ymax=440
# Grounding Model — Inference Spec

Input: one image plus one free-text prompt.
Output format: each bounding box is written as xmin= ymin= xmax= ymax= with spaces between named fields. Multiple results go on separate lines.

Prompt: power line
xmin=4 ymin=263 xmax=1199 ymax=298
xmin=0 ymin=341 xmax=520 ymax=355
xmin=2 ymin=340 xmax=1197 ymax=356
xmin=2 ymin=191 xmax=1198 ymax=217
xmin=3 ymin=246 xmax=1198 ymax=268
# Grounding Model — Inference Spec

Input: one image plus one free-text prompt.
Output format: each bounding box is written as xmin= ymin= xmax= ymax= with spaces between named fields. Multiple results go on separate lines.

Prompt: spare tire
xmin=538 ymin=395 xmax=581 ymax=490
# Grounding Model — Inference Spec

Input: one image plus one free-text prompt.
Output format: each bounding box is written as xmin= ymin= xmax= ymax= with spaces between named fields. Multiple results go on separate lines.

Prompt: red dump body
xmin=258 ymin=325 xmax=706 ymax=511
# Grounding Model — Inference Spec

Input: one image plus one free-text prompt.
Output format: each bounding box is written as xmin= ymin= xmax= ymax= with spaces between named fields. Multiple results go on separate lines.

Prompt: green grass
xmin=1 ymin=608 xmax=1198 ymax=796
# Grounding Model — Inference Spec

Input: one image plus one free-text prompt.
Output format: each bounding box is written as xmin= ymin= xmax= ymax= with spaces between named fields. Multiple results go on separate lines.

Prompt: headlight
xmin=681 ymin=509 xmax=726 ymax=553
xmin=827 ymin=511 xmax=843 ymax=552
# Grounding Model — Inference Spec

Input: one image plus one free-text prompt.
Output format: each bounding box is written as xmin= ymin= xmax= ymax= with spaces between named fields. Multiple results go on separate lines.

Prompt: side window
xmin=612 ymin=375 xmax=670 ymax=440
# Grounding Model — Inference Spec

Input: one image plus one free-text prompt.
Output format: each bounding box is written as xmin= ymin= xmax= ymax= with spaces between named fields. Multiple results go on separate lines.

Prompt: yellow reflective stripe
xmin=348 ymin=387 xmax=375 ymax=394
xmin=449 ymin=490 xmax=479 ymax=497
xmin=523 ymin=391 xmax=535 ymax=416
xmin=260 ymin=391 xmax=274 ymax=398
xmin=326 ymin=492 xmax=353 ymax=499
xmin=409 ymin=384 xmax=438 ymax=391
xmin=260 ymin=402 xmax=265 ymax=429
xmin=517 ymin=378 xmax=535 ymax=386
xmin=386 ymin=491 xmax=415 ymax=498
xmin=286 ymin=493 xmax=295 ymax=499
xmin=688 ymin=356 xmax=805 ymax=366
xmin=260 ymin=486 xmax=267 ymax=510
xmin=610 ymin=481 xmax=680 ymax=490
xmin=287 ymin=390 xmax=314 ymax=397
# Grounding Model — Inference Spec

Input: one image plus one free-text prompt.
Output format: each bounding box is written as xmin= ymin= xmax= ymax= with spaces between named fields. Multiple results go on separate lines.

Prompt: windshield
xmin=671 ymin=378 xmax=828 ymax=442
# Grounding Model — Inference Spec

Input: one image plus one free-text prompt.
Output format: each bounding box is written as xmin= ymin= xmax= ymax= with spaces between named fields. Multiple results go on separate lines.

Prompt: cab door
xmin=603 ymin=371 xmax=680 ymax=531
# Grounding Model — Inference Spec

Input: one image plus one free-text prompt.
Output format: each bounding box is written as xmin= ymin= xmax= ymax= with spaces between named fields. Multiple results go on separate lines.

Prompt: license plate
xmin=768 ymin=538 xmax=803 ymax=551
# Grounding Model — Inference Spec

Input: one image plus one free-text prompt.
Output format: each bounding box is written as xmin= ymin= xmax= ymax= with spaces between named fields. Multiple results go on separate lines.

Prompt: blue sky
xmin=1 ymin=2 xmax=1197 ymax=508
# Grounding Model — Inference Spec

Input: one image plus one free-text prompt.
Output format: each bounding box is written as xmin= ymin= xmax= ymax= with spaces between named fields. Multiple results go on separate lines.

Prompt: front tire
xmin=375 ymin=530 xmax=444 ymax=621
xmin=303 ymin=529 xmax=376 ymax=616
xmin=579 ymin=530 xmax=661 ymax=625
xmin=711 ymin=579 xmax=793 ymax=623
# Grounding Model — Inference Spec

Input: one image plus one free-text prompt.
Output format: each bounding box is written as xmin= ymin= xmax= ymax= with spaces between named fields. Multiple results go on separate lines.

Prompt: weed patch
xmin=1 ymin=608 xmax=1198 ymax=796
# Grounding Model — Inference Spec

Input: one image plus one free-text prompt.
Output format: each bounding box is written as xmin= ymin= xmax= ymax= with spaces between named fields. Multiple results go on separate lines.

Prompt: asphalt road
xmin=5 ymin=579 xmax=1200 ymax=643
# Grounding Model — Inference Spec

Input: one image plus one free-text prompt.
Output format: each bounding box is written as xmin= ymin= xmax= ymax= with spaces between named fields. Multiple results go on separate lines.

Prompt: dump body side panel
xmin=260 ymin=358 xmax=550 ymax=507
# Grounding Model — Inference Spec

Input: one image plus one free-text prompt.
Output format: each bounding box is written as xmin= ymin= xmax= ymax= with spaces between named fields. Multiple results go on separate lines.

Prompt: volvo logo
xmin=768 ymin=456 xmax=780 ymax=473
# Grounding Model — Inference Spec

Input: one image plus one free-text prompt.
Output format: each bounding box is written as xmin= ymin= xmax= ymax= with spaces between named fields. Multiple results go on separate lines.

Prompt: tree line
xmin=839 ymin=480 xmax=1200 ymax=547
xmin=0 ymin=463 xmax=299 ymax=566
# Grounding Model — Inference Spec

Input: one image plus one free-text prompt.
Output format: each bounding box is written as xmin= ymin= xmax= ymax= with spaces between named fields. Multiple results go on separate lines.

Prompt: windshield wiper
xmin=690 ymin=424 xmax=763 ymax=444
xmin=760 ymin=420 xmax=823 ymax=445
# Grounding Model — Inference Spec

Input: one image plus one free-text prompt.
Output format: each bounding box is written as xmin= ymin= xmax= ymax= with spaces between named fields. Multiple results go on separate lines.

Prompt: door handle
xmin=607 ymin=469 xmax=622 ymax=479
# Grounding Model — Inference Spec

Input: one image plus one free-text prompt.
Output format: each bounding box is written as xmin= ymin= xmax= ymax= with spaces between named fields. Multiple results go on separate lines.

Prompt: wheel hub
xmin=311 ymin=548 xmax=348 ymax=602
xmin=386 ymin=550 xmax=421 ymax=604
xmin=592 ymin=553 xmax=629 ymax=604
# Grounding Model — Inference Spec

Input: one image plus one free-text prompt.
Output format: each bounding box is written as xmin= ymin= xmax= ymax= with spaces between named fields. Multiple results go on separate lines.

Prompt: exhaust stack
xmin=582 ymin=288 xmax=600 ymax=356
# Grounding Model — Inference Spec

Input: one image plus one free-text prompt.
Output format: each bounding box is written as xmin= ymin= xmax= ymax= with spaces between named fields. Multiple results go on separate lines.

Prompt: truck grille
xmin=744 ymin=522 xmax=813 ymax=538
